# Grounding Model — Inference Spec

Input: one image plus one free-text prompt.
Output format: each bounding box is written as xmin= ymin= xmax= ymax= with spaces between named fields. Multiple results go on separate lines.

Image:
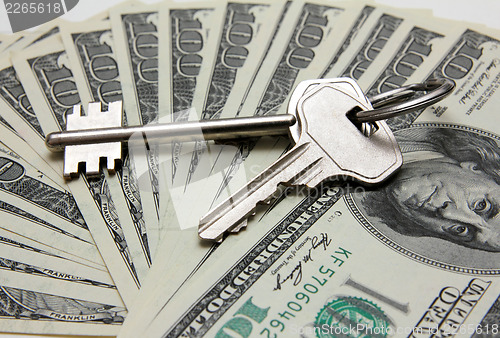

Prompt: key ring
xmin=354 ymin=78 xmax=455 ymax=123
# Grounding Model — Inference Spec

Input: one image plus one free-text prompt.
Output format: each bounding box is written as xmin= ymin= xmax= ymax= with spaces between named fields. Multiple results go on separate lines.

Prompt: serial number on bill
xmin=5 ymin=2 xmax=63 ymax=14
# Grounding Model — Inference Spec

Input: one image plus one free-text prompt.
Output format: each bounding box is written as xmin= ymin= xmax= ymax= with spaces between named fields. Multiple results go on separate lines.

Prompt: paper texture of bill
xmin=0 ymin=1 xmax=499 ymax=337
xmin=12 ymin=35 xmax=141 ymax=306
xmin=60 ymin=19 xmax=152 ymax=280
xmin=111 ymin=3 xmax=161 ymax=247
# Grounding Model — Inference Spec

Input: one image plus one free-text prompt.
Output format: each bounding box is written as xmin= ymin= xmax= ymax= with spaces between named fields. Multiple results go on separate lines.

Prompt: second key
xmin=198 ymin=78 xmax=403 ymax=242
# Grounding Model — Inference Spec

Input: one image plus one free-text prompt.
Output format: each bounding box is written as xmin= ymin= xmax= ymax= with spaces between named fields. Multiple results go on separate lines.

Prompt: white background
xmin=0 ymin=0 xmax=499 ymax=337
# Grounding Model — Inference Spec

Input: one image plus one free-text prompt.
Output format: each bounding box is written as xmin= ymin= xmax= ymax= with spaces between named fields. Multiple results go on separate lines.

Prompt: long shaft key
xmin=198 ymin=78 xmax=403 ymax=241
xmin=46 ymin=78 xmax=451 ymax=179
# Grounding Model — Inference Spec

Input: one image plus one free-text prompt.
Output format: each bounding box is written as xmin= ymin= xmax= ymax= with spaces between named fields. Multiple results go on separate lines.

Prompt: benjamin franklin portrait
xmin=349 ymin=124 xmax=500 ymax=270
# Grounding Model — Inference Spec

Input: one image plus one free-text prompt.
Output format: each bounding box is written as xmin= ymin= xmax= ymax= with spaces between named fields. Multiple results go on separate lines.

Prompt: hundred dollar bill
xmin=119 ymin=136 xmax=291 ymax=338
xmin=157 ymin=0 xmax=225 ymax=204
xmin=0 ymin=114 xmax=65 ymax=185
xmin=0 ymin=255 xmax=122 ymax=306
xmin=0 ymin=226 xmax=103 ymax=270
xmin=155 ymin=0 xmax=285 ymax=294
xmin=12 ymin=35 xmax=141 ymax=306
xmin=177 ymin=2 xmax=378 ymax=226
xmin=233 ymin=0 xmax=347 ymax=118
xmin=0 ymin=236 xmax=113 ymax=286
xmin=110 ymin=3 xmax=161 ymax=237
xmin=181 ymin=0 xmax=287 ymax=186
xmin=209 ymin=0 xmax=288 ymax=120
xmin=0 ymin=205 xmax=104 ymax=270
xmin=0 ymin=143 xmax=92 ymax=242
xmin=0 ymin=56 xmax=64 ymax=176
xmin=185 ymin=1 xmax=371 ymax=234
xmin=400 ymin=27 xmax=500 ymax=132
xmin=355 ymin=16 xmax=461 ymax=92
xmin=0 ymin=141 xmax=106 ymax=269
xmin=0 ymin=285 xmax=125 ymax=335
xmin=60 ymin=20 xmax=152 ymax=277
xmin=317 ymin=3 xmax=377 ymax=78
xmin=117 ymin=3 xmax=226 ymax=333
xmin=145 ymin=22 xmax=500 ymax=337
xmin=149 ymin=187 xmax=500 ymax=337
xmin=323 ymin=8 xmax=406 ymax=80
xmin=0 ymin=201 xmax=101 ymax=269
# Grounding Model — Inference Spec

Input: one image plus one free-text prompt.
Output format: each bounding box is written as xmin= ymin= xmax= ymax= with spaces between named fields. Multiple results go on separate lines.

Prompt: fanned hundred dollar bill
xmin=0 ymin=284 xmax=125 ymax=335
xmin=0 ymin=236 xmax=113 ymax=285
xmin=60 ymin=19 xmax=152 ymax=280
xmin=144 ymin=15 xmax=500 ymax=337
xmin=181 ymin=0 xmax=288 ymax=188
xmin=111 ymin=3 xmax=161 ymax=244
xmin=12 ymin=35 xmax=141 ymax=307
xmin=0 ymin=255 xmax=122 ymax=306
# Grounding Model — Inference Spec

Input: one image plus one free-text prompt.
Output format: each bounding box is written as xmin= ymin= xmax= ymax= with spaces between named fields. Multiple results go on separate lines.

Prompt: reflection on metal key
xmin=198 ymin=78 xmax=403 ymax=241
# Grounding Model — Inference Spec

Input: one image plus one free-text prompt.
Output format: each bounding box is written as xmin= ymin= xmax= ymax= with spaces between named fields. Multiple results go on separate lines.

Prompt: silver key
xmin=47 ymin=104 xmax=296 ymax=178
xmin=198 ymin=78 xmax=403 ymax=241
xmin=46 ymin=78 xmax=451 ymax=179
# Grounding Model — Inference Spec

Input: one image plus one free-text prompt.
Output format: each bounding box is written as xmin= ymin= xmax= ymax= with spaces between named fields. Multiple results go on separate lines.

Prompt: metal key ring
xmin=354 ymin=78 xmax=455 ymax=123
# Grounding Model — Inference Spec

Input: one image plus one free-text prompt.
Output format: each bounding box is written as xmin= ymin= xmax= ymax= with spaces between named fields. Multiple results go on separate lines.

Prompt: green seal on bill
xmin=315 ymin=296 xmax=390 ymax=337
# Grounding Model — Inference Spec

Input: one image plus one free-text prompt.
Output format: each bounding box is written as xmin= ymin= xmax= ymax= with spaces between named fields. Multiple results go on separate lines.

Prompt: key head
xmin=289 ymin=78 xmax=402 ymax=187
xmin=64 ymin=101 xmax=122 ymax=178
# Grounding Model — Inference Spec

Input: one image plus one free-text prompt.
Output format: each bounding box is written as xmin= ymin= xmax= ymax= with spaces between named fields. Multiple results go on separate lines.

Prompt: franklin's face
xmin=388 ymin=157 xmax=500 ymax=252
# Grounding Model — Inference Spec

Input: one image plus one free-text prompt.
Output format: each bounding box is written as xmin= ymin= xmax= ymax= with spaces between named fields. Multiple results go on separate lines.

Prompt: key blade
xmin=64 ymin=101 xmax=122 ymax=178
xmin=198 ymin=143 xmax=313 ymax=241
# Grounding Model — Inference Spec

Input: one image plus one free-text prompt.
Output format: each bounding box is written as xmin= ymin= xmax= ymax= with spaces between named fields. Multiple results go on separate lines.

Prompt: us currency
xmin=110 ymin=3 xmax=161 ymax=242
xmin=234 ymin=0 xmax=348 ymax=118
xmin=399 ymin=27 xmax=500 ymax=131
xmin=145 ymin=21 xmax=500 ymax=337
xmin=0 ymin=226 xmax=103 ymax=270
xmin=147 ymin=181 xmax=500 ymax=337
xmin=359 ymin=17 xmax=461 ymax=95
xmin=0 ymin=147 xmax=91 ymax=243
xmin=156 ymin=0 xmax=285 ymax=297
xmin=116 ymin=3 xmax=226 ymax=333
xmin=186 ymin=2 xmax=377 ymax=219
xmin=182 ymin=0 xmax=287 ymax=186
xmin=0 ymin=113 xmax=64 ymax=185
xmin=0 ymin=285 xmax=125 ymax=335
xmin=0 ymin=236 xmax=113 ymax=286
xmin=190 ymin=0 xmax=364 ymax=221
xmin=0 ymin=56 xmax=63 ymax=176
xmin=0 ymin=139 xmax=104 ymax=266
xmin=165 ymin=0 xmax=355 ymax=229
xmin=60 ymin=19 xmax=152 ymax=278
xmin=323 ymin=8 xmax=407 ymax=80
xmin=158 ymin=0 xmax=225 ymax=182
xmin=318 ymin=3 xmax=376 ymax=78
xmin=118 ymin=136 xmax=291 ymax=338
xmin=0 ymin=203 xmax=101 ymax=269
xmin=0 ymin=255 xmax=122 ymax=306
xmin=120 ymin=3 xmax=364 ymax=334
xmin=13 ymin=35 xmax=141 ymax=306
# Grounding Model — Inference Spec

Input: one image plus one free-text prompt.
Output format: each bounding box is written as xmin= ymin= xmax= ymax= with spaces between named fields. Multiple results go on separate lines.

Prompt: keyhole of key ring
xmin=346 ymin=106 xmax=379 ymax=137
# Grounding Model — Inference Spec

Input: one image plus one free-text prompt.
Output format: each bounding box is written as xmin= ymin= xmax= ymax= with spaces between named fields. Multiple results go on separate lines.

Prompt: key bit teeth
xmin=63 ymin=101 xmax=123 ymax=178
xmin=230 ymin=219 xmax=248 ymax=233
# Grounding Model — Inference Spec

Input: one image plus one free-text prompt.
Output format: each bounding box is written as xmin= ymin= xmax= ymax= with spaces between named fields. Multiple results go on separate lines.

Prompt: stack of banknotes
xmin=0 ymin=0 xmax=499 ymax=336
